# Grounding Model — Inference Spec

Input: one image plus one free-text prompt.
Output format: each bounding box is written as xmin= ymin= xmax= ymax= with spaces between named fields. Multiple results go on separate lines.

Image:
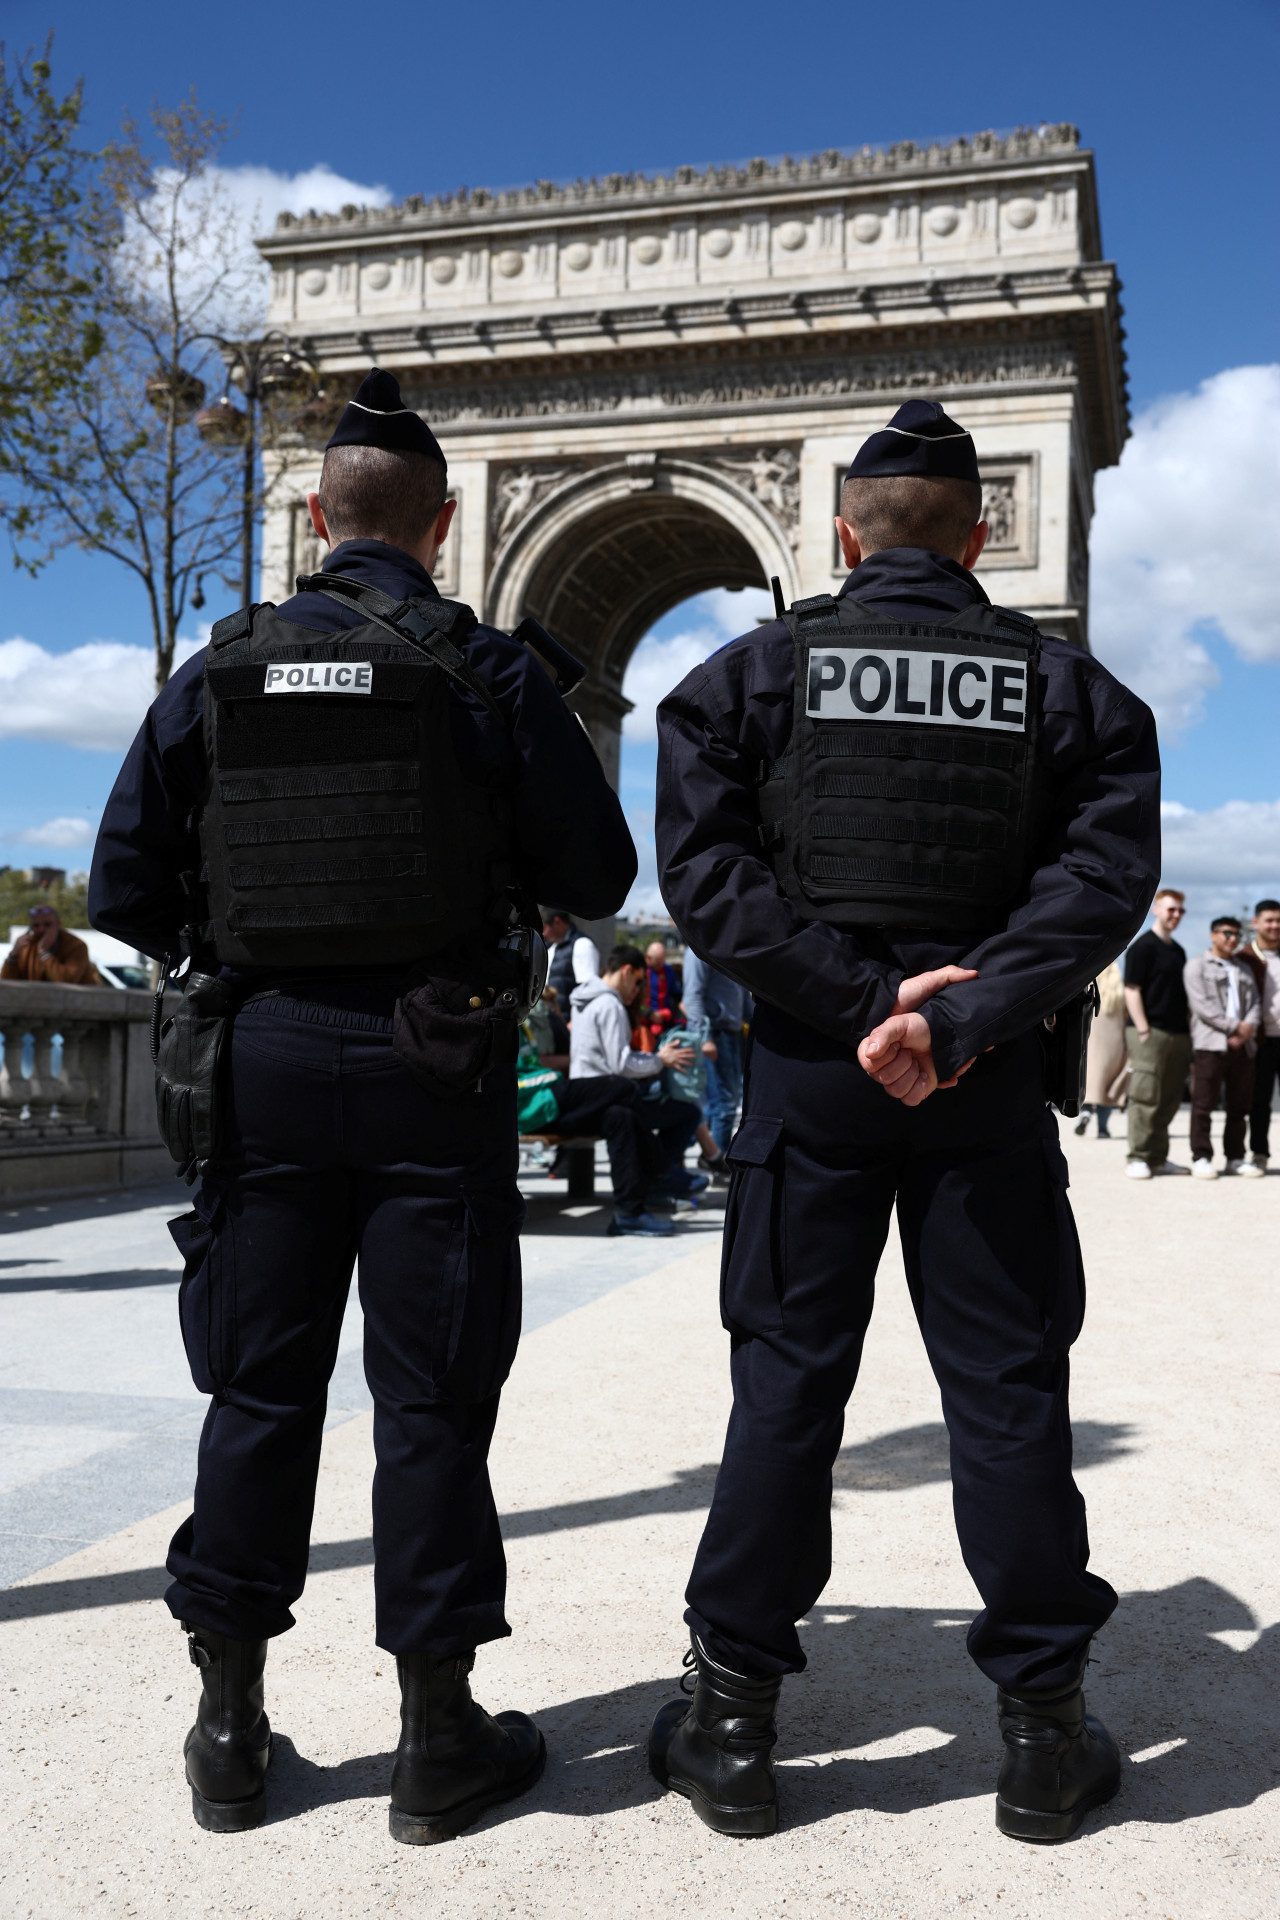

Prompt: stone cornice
xmin=283 ymin=262 xmax=1120 ymax=367
xmin=259 ymin=126 xmax=1087 ymax=251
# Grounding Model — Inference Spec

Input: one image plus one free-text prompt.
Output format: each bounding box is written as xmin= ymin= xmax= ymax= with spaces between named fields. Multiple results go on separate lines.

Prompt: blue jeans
xmin=704 ymin=1027 xmax=744 ymax=1151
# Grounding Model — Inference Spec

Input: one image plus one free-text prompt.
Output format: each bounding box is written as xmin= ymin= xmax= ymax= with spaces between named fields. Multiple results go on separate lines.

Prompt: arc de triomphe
xmin=258 ymin=124 xmax=1127 ymax=786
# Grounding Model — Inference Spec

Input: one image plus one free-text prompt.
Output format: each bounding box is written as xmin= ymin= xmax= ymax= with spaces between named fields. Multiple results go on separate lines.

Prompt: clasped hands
xmin=855 ymin=965 xmax=979 ymax=1108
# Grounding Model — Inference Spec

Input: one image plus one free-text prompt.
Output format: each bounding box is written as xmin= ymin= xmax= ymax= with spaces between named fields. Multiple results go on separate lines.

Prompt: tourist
xmin=1123 ymin=889 xmax=1192 ymax=1178
xmin=1238 ymin=898 xmax=1280 ymax=1172
xmin=1 ymin=906 xmax=101 ymax=985
xmin=681 ymin=947 xmax=748 ymax=1158
xmin=540 ymin=908 xmax=601 ymax=1010
xmin=1074 ymin=960 xmax=1126 ymax=1139
xmin=644 ymin=939 xmax=683 ymax=1038
xmin=1184 ymin=917 xmax=1261 ymax=1178
xmin=569 ymin=944 xmax=706 ymax=1214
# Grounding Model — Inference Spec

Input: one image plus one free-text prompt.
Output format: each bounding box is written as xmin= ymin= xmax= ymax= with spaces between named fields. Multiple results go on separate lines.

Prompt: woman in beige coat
xmin=1074 ymin=960 xmax=1128 ymax=1138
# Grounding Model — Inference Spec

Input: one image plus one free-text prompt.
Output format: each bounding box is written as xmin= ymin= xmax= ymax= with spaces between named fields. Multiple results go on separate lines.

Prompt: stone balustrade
xmin=0 ymin=983 xmax=177 ymax=1202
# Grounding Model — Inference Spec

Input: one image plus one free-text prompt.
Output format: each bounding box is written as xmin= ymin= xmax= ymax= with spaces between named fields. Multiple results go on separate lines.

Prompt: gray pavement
xmin=1 ymin=1106 xmax=1276 ymax=1919
xmin=0 ymin=1145 xmax=724 ymax=1587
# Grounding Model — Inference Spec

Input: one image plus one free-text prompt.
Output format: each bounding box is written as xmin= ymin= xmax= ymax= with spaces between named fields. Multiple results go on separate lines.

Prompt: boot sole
xmin=389 ymin=1732 xmax=547 ymax=1845
xmin=189 ymin=1782 xmax=267 ymax=1832
xmin=187 ymin=1733 xmax=272 ymax=1833
xmin=664 ymin=1771 xmax=778 ymax=1838
xmin=995 ymin=1772 xmax=1120 ymax=1844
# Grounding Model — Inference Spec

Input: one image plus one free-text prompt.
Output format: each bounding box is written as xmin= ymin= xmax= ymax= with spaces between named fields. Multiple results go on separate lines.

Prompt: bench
xmin=518 ymin=1133 xmax=600 ymax=1200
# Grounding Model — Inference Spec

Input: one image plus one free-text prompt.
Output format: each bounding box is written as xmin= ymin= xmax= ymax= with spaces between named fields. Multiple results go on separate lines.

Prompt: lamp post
xmin=190 ymin=330 xmax=317 ymax=605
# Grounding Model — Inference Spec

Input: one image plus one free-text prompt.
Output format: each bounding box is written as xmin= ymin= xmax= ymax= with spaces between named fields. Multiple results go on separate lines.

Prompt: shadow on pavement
xmin=0 ymin=1420 xmax=1136 ymax=1619
xmin=519 ymin=1189 xmax=727 ymax=1237
xmin=0 ymin=1266 xmax=179 ymax=1295
xmin=0 ymin=1184 xmax=183 ymax=1232
xmin=248 ymin=1579 xmax=1280 ymax=1837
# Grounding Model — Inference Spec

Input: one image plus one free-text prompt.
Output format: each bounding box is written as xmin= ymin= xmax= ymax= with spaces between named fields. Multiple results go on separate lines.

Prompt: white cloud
xmin=622 ymin=587 xmax=773 ymax=741
xmin=1090 ymin=364 xmax=1280 ymax=739
xmin=12 ymin=817 xmax=97 ymax=850
xmin=0 ymin=636 xmax=205 ymax=752
xmin=125 ymin=161 xmax=392 ymax=331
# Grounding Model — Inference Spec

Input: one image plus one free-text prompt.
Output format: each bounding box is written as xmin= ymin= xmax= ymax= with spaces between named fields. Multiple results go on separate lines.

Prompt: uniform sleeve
xmin=656 ymin=663 xmax=901 ymax=1051
xmin=88 ymin=653 xmax=208 ymax=962
xmin=921 ymin=672 xmax=1162 ymax=1080
xmin=477 ymin=634 xmax=637 ymax=919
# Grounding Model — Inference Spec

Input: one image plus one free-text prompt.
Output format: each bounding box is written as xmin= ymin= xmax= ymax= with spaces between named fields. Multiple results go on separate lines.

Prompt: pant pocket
xmin=432 ymin=1187 xmax=527 ymax=1403
xmin=168 ymin=1203 xmax=231 ymax=1395
xmin=720 ymin=1115 xmax=785 ymax=1337
xmin=1038 ymin=1128 xmax=1085 ymax=1354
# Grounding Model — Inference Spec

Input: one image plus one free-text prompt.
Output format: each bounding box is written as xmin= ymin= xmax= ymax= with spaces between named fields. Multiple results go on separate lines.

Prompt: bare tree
xmin=2 ymin=93 xmax=302 ymax=689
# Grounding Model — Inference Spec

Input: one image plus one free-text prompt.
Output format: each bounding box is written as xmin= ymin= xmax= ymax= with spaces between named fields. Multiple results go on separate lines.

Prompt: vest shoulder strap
xmin=210 ymin=603 xmax=273 ymax=650
xmin=292 ymin=574 xmax=507 ymax=730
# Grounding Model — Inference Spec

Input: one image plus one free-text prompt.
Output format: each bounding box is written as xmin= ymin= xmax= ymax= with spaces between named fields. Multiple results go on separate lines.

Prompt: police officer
xmin=646 ymin=399 xmax=1159 ymax=1843
xmin=89 ymin=370 xmax=636 ymax=1841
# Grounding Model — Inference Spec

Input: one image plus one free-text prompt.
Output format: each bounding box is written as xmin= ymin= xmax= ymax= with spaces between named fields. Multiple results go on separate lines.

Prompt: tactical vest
xmin=197 ymin=580 xmax=518 ymax=968
xmin=758 ymin=593 xmax=1044 ymax=933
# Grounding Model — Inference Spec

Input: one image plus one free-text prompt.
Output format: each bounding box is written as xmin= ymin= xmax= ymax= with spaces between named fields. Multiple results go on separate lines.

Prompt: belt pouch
xmin=393 ymin=952 xmax=522 ymax=1097
xmin=154 ymin=971 xmax=238 ymax=1178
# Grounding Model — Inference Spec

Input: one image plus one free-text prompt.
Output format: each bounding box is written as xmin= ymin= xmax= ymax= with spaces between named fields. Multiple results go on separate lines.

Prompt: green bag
xmin=517 ymin=1030 xmax=563 ymax=1132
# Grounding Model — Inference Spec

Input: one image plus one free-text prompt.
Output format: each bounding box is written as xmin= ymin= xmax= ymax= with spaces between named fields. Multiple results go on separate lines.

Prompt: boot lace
xmin=679 ymin=1646 xmax=698 ymax=1696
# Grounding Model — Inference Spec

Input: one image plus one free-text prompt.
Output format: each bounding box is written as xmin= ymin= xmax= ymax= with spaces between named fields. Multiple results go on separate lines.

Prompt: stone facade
xmin=257 ymin=126 xmax=1127 ymax=778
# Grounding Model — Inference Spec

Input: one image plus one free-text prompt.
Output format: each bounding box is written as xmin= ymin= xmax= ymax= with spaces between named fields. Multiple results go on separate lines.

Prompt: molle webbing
xmin=217 ymin=765 xmax=419 ymax=806
xmin=814 ymin=727 xmax=1019 ymax=771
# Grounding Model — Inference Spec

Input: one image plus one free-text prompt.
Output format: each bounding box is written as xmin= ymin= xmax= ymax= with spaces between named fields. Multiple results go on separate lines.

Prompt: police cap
xmin=326 ymin=368 xmax=446 ymax=469
xmin=845 ymin=398 xmax=979 ymax=485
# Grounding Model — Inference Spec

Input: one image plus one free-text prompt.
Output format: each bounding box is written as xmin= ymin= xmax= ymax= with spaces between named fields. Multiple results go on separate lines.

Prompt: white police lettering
xmin=805 ymin=648 xmax=1026 ymax=732
xmin=263 ymin=662 xmax=373 ymax=695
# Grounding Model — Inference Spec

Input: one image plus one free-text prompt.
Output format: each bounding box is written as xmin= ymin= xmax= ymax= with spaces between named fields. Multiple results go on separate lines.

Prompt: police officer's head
xmin=306 ymin=370 xmax=454 ymax=572
xmin=836 ymin=399 xmax=987 ymax=574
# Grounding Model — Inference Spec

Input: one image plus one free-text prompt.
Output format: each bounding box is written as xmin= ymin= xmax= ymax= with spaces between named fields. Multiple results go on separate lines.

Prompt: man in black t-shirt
xmin=1123 ymin=889 xmax=1192 ymax=1177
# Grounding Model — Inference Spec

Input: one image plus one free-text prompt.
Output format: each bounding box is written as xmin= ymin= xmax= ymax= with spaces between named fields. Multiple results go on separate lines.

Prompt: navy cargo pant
xmin=686 ymin=1004 xmax=1117 ymax=1696
xmin=165 ymin=987 xmax=523 ymax=1656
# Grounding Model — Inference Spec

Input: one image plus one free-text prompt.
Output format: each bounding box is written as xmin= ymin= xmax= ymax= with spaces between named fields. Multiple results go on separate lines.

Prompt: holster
xmin=393 ymin=947 xmax=526 ymax=1098
xmin=1039 ymin=981 xmax=1101 ymax=1118
xmin=153 ymin=971 xmax=239 ymax=1180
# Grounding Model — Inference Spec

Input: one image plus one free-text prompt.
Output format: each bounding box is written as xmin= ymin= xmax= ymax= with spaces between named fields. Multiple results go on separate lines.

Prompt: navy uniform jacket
xmin=656 ymin=547 xmax=1160 ymax=1083
xmin=90 ymin=539 xmax=637 ymax=963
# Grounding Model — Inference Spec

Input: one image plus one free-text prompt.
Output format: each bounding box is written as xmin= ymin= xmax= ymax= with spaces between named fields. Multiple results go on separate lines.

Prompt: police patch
xmin=805 ymin=648 xmax=1026 ymax=733
xmin=263 ymin=662 xmax=373 ymax=695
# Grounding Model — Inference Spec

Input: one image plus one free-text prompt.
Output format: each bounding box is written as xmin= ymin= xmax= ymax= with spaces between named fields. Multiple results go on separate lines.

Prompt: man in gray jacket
xmin=569 ymin=945 xmax=702 ymax=1225
xmin=1184 ymin=918 xmax=1262 ymax=1178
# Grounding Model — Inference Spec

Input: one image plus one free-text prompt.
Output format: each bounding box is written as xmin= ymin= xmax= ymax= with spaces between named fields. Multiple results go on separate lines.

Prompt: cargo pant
xmin=165 ymin=985 xmax=522 ymax=1655
xmin=1125 ymin=1025 xmax=1192 ymax=1167
xmin=685 ymin=1007 xmax=1116 ymax=1697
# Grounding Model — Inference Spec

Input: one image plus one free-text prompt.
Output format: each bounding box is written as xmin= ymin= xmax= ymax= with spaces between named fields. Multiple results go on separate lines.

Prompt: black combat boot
xmin=182 ymin=1624 xmax=272 ymax=1832
xmin=995 ymin=1653 xmax=1121 ymax=1842
xmin=648 ymin=1634 xmax=782 ymax=1837
xmin=388 ymin=1651 xmax=546 ymax=1844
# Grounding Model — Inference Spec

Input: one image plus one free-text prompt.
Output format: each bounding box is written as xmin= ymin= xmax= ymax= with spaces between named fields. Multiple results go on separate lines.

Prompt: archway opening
xmin=619 ymin=585 xmax=773 ymax=924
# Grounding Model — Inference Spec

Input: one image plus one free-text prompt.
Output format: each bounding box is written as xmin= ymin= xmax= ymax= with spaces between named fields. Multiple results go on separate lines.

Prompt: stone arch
xmin=485 ymin=458 xmax=800 ymax=783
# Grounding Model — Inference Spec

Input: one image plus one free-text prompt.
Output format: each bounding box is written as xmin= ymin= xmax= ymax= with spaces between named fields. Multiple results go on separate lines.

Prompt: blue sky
xmin=1 ymin=0 xmax=1278 ymax=930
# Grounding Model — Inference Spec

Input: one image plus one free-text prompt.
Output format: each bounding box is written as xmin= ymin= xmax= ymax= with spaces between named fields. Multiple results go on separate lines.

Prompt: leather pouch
xmin=154 ymin=972 xmax=238 ymax=1179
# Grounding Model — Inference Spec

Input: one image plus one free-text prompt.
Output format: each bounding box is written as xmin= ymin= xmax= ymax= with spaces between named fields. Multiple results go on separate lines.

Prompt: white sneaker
xmin=1191 ymin=1159 xmax=1218 ymax=1179
xmin=1156 ymin=1160 xmax=1191 ymax=1175
xmin=1230 ymin=1159 xmax=1265 ymax=1178
xmin=1125 ymin=1160 xmax=1153 ymax=1180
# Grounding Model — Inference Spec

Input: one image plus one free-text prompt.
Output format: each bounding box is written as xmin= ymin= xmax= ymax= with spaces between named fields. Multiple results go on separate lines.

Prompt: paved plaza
xmin=0 ymin=1109 xmax=1276 ymax=1919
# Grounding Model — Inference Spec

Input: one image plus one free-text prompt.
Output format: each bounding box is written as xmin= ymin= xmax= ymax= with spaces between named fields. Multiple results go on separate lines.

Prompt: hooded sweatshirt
xmin=568 ymin=976 xmax=663 ymax=1081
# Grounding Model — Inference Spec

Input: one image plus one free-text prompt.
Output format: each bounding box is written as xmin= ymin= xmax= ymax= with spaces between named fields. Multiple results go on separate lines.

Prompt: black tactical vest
xmin=758 ymin=593 xmax=1043 ymax=932
xmin=198 ymin=582 xmax=518 ymax=968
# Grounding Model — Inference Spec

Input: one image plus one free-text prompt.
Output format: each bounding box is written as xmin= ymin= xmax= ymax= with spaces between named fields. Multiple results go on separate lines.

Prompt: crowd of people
xmin=1074 ymin=890 xmax=1280 ymax=1180
xmin=519 ymin=913 xmax=749 ymax=1235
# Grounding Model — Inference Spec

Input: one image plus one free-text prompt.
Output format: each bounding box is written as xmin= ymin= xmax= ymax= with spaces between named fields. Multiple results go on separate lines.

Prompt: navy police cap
xmin=326 ymin=368 xmax=446 ymax=468
xmin=845 ymin=398 xmax=979 ymax=484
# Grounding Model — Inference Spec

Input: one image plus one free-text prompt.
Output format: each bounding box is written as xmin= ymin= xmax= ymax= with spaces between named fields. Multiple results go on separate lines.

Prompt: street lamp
xmin=190 ymin=330 xmax=317 ymax=606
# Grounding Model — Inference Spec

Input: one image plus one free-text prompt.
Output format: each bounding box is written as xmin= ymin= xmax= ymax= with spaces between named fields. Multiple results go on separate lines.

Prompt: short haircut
xmin=839 ymin=473 xmax=983 ymax=558
xmin=1255 ymin=898 xmax=1280 ymax=914
xmin=1210 ymin=916 xmax=1242 ymax=933
xmin=317 ymin=444 xmax=447 ymax=549
xmin=606 ymin=944 xmax=645 ymax=974
xmin=541 ymin=907 xmax=572 ymax=926
xmin=1154 ymin=888 xmax=1185 ymax=904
